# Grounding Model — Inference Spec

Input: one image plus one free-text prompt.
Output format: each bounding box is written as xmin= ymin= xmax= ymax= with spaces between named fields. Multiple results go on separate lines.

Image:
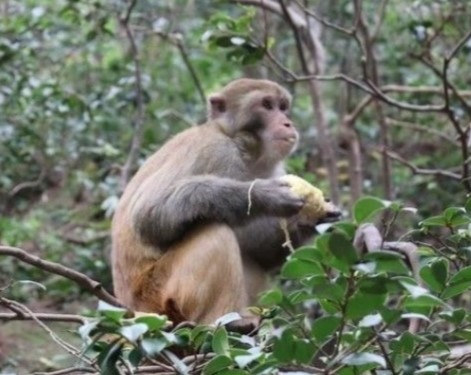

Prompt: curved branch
xmin=0 ymin=246 xmax=122 ymax=307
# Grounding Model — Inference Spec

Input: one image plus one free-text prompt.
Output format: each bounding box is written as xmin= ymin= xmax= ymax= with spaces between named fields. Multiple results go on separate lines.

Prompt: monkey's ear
xmin=208 ymin=94 xmax=227 ymax=119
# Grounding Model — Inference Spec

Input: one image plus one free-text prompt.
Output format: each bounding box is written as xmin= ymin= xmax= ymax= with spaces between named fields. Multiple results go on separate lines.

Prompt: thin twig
xmin=119 ymin=0 xmax=146 ymax=190
xmin=382 ymin=149 xmax=461 ymax=180
xmin=0 ymin=312 xmax=85 ymax=323
xmin=0 ymin=297 xmax=92 ymax=365
xmin=385 ymin=117 xmax=456 ymax=144
xmin=34 ymin=367 xmax=96 ymax=375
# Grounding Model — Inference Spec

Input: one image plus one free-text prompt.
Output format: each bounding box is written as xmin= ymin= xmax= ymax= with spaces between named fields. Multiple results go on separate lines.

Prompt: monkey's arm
xmin=130 ymin=175 xmax=303 ymax=248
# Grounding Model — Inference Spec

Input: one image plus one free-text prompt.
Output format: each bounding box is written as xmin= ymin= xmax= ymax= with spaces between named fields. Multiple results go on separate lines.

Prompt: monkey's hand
xmin=250 ymin=179 xmax=305 ymax=217
xmin=279 ymin=174 xmax=341 ymax=223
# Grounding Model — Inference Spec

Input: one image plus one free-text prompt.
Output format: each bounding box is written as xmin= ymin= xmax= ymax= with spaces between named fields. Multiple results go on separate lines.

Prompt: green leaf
xmin=79 ymin=321 xmax=98 ymax=340
xmin=443 ymin=207 xmax=467 ymax=222
xmin=97 ymin=301 xmax=127 ymax=322
xmin=419 ymin=259 xmax=448 ymax=292
xmin=420 ymin=215 xmax=447 ymax=227
xmin=380 ymin=309 xmax=402 ymax=325
xmin=294 ymin=339 xmax=316 ymax=364
xmin=400 ymin=281 xmax=429 ymax=298
xmin=141 ymin=338 xmax=167 ymax=356
xmin=404 ymin=294 xmax=444 ymax=309
xmin=364 ymin=251 xmax=410 ymax=274
xmin=358 ymin=276 xmax=390 ymax=294
xmin=273 ymin=331 xmax=295 ymax=362
xmin=203 ymin=355 xmax=233 ymax=375
xmin=120 ymin=323 xmax=148 ymax=343
xmin=449 ymin=265 xmax=471 ymax=284
xmin=281 ymin=258 xmax=323 ymax=279
xmin=311 ymin=316 xmax=341 ymax=342
xmin=328 ymin=231 xmax=359 ymax=266
xmin=359 ymin=313 xmax=383 ymax=327
xmin=331 ymin=221 xmax=357 ymax=238
xmin=128 ymin=349 xmax=142 ymax=367
xmin=342 ymin=352 xmax=386 ymax=367
xmin=442 ymin=282 xmax=471 ymax=299
xmin=307 ymin=277 xmax=346 ymax=302
xmin=97 ymin=342 xmax=122 ymax=375
xmin=216 ymin=370 xmax=248 ymax=375
xmin=353 ymin=196 xmax=386 ymax=223
xmin=345 ymin=293 xmax=386 ymax=320
xmin=439 ymin=308 xmax=466 ymax=325
xmin=390 ymin=331 xmax=416 ymax=353
xmin=135 ymin=314 xmax=168 ymax=331
xmin=234 ymin=352 xmax=263 ymax=368
xmin=443 ymin=266 xmax=471 ymax=299
xmin=212 ymin=327 xmax=229 ymax=356
xmin=215 ymin=312 xmax=242 ymax=326
xmin=14 ymin=280 xmax=47 ymax=291
xmin=259 ymin=288 xmax=283 ymax=305
xmin=292 ymin=246 xmax=323 ymax=262
xmin=455 ymin=329 xmax=471 ymax=342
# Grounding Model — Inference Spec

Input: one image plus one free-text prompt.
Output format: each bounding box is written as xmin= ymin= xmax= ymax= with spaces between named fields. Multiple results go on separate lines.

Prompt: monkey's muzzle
xmin=317 ymin=201 xmax=342 ymax=224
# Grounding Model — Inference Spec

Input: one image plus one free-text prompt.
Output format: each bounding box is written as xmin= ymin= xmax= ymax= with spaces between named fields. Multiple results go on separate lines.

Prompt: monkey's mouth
xmin=276 ymin=137 xmax=297 ymax=144
xmin=318 ymin=202 xmax=342 ymax=224
xmin=318 ymin=209 xmax=342 ymax=224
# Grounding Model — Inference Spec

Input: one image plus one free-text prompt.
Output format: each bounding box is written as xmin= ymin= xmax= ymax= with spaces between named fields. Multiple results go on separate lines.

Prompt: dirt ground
xmin=0 ymin=300 xmax=94 ymax=374
xmin=0 ymin=320 xmax=81 ymax=374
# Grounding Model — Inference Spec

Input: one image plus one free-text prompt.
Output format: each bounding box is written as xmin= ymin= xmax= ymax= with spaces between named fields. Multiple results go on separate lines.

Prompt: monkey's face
xmin=255 ymin=95 xmax=299 ymax=160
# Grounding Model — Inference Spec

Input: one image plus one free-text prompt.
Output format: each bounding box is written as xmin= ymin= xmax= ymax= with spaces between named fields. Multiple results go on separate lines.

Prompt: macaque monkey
xmin=111 ymin=78 xmax=338 ymax=331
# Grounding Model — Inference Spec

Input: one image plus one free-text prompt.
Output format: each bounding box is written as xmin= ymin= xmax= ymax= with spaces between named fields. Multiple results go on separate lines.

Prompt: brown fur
xmin=111 ymin=79 xmax=318 ymax=327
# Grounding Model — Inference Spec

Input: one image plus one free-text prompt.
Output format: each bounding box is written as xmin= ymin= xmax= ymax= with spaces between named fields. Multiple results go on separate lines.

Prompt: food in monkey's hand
xmin=278 ymin=175 xmax=341 ymax=252
xmin=280 ymin=174 xmax=342 ymax=222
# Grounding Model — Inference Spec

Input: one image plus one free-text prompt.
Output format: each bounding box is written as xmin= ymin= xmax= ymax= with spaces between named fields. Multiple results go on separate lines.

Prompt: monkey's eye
xmin=279 ymin=100 xmax=289 ymax=112
xmin=262 ymin=98 xmax=273 ymax=110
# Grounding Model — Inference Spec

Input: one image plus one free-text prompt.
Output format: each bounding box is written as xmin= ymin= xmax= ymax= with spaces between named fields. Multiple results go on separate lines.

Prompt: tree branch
xmin=383 ymin=149 xmax=461 ymax=180
xmin=0 ymin=245 xmax=121 ymax=307
xmin=119 ymin=0 xmax=146 ymax=190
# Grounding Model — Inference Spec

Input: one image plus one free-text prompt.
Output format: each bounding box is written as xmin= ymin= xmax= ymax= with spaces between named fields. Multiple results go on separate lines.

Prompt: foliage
xmin=75 ymin=197 xmax=471 ymax=374
xmin=1 ymin=0 xmax=471 ymax=373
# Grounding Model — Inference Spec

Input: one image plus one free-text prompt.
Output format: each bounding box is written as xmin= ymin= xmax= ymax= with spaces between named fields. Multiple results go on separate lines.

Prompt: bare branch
xmin=442 ymin=29 xmax=471 ymax=191
xmin=383 ymin=149 xmax=461 ymax=180
xmin=440 ymin=352 xmax=471 ymax=374
xmin=0 ymin=297 xmax=91 ymax=365
xmin=119 ymin=0 xmax=146 ymax=190
xmin=0 ymin=245 xmax=121 ymax=307
xmin=155 ymin=31 xmax=206 ymax=105
xmin=385 ymin=117 xmax=456 ymax=144
xmin=292 ymin=0 xmax=354 ymax=35
xmin=382 ymin=84 xmax=471 ymax=97
xmin=0 ymin=312 xmax=85 ymax=323
xmin=34 ymin=367 xmax=96 ymax=375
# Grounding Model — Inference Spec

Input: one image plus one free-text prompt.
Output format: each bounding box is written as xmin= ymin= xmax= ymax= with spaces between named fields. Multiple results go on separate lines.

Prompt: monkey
xmin=111 ymin=78 xmax=339 ymax=331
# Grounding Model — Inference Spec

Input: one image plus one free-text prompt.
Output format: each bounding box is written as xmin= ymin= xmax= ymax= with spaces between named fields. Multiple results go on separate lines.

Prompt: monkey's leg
xmin=159 ymin=224 xmax=253 ymax=326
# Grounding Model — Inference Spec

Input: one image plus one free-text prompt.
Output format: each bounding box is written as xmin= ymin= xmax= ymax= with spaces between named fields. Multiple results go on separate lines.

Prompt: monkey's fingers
xmin=279 ymin=174 xmax=341 ymax=221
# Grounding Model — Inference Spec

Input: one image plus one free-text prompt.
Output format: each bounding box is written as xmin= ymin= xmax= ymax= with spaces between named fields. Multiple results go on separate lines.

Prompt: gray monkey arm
xmin=130 ymin=175 xmax=266 ymax=248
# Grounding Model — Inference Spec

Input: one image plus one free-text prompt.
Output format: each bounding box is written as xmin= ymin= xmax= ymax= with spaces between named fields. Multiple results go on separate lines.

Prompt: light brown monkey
xmin=111 ymin=78 xmax=338 ymax=330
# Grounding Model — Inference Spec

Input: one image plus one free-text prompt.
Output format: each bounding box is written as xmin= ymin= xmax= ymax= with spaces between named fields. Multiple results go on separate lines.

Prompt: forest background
xmin=1 ymin=0 xmax=471 ymax=374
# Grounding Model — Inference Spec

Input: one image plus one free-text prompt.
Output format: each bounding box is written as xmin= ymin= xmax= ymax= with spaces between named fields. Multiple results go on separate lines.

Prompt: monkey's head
xmin=208 ymin=79 xmax=299 ymax=164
